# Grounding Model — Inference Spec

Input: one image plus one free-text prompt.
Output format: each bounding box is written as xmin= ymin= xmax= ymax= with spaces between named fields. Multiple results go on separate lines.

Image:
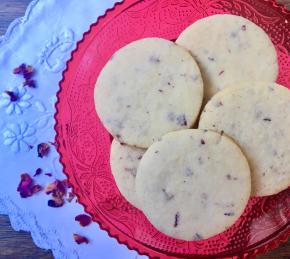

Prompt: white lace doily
xmin=0 ymin=0 xmax=146 ymax=258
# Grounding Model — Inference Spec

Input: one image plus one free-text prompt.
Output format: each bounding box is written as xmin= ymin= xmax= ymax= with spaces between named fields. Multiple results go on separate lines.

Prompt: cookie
xmin=136 ymin=129 xmax=251 ymax=241
xmin=199 ymin=82 xmax=290 ymax=196
xmin=94 ymin=38 xmax=203 ymax=148
xmin=110 ymin=139 xmax=145 ymax=208
xmin=176 ymin=14 xmax=278 ymax=101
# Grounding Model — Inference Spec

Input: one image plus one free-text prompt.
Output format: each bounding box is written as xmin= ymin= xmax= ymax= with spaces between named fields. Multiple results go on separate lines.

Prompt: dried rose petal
xmin=37 ymin=143 xmax=50 ymax=158
xmin=23 ymin=65 xmax=34 ymax=79
xmin=13 ymin=64 xmax=34 ymax=80
xmin=13 ymin=64 xmax=26 ymax=74
xmin=17 ymin=174 xmax=33 ymax=198
xmin=4 ymin=91 xmax=18 ymax=102
xmin=17 ymin=173 xmax=42 ymax=198
xmin=45 ymin=173 xmax=52 ymax=177
xmin=75 ymin=214 xmax=92 ymax=227
xmin=73 ymin=234 xmax=89 ymax=244
xmin=31 ymin=184 xmax=42 ymax=194
xmin=54 ymin=180 xmax=66 ymax=197
xmin=48 ymin=197 xmax=64 ymax=208
xmin=45 ymin=179 xmax=68 ymax=209
xmin=45 ymin=180 xmax=66 ymax=196
xmin=62 ymin=179 xmax=72 ymax=188
xmin=23 ymin=79 xmax=36 ymax=88
xmin=33 ymin=168 xmax=42 ymax=177
xmin=67 ymin=192 xmax=75 ymax=202
xmin=45 ymin=181 xmax=57 ymax=195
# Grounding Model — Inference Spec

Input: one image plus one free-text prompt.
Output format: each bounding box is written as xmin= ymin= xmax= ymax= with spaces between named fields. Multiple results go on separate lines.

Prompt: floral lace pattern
xmin=0 ymin=86 xmax=32 ymax=115
xmin=2 ymin=122 xmax=36 ymax=153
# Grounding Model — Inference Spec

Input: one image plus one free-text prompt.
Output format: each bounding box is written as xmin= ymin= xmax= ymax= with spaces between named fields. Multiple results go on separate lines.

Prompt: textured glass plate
xmin=55 ymin=0 xmax=290 ymax=258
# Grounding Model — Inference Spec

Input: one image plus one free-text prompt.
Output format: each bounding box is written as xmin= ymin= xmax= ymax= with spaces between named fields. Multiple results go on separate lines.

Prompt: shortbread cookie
xmin=176 ymin=14 xmax=278 ymax=100
xmin=199 ymin=82 xmax=290 ymax=196
xmin=110 ymin=139 xmax=145 ymax=208
xmin=95 ymin=38 xmax=203 ymax=148
xmin=136 ymin=129 xmax=251 ymax=240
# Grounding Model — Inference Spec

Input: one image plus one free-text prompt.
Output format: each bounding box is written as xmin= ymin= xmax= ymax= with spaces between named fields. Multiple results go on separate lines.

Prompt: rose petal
xmin=61 ymin=179 xmax=71 ymax=188
xmin=23 ymin=65 xmax=34 ymax=80
xmin=75 ymin=214 xmax=92 ymax=227
xmin=45 ymin=180 xmax=66 ymax=196
xmin=26 ymin=65 xmax=34 ymax=73
xmin=18 ymin=189 xmax=32 ymax=198
xmin=66 ymin=192 xmax=75 ymax=202
xmin=37 ymin=143 xmax=50 ymax=158
xmin=73 ymin=234 xmax=89 ymax=244
xmin=24 ymin=79 xmax=36 ymax=88
xmin=45 ymin=181 xmax=57 ymax=195
xmin=48 ymin=197 xmax=64 ymax=208
xmin=31 ymin=184 xmax=42 ymax=194
xmin=17 ymin=173 xmax=33 ymax=190
xmin=4 ymin=91 xmax=18 ymax=101
xmin=54 ymin=180 xmax=66 ymax=197
xmin=33 ymin=168 xmax=42 ymax=177
xmin=17 ymin=173 xmax=33 ymax=198
xmin=13 ymin=64 xmax=26 ymax=74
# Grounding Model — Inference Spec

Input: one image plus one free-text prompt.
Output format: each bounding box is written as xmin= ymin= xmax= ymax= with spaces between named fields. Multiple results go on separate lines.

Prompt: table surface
xmin=0 ymin=0 xmax=289 ymax=258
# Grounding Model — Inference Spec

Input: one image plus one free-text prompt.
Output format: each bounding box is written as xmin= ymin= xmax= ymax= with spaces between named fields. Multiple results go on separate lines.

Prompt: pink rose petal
xmin=33 ymin=168 xmax=42 ymax=177
xmin=75 ymin=214 xmax=92 ymax=227
xmin=73 ymin=234 xmax=89 ymax=244
xmin=37 ymin=143 xmax=50 ymax=158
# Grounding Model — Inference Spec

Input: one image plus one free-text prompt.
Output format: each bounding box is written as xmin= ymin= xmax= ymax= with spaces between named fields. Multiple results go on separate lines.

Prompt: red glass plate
xmin=55 ymin=0 xmax=290 ymax=258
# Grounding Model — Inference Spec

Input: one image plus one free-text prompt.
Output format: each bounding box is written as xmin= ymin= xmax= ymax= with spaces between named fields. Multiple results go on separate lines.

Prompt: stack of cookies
xmin=94 ymin=14 xmax=289 ymax=241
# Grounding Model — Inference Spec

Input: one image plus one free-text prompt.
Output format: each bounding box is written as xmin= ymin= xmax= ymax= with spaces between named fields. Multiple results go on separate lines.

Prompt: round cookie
xmin=110 ymin=139 xmax=145 ymax=208
xmin=95 ymin=38 xmax=204 ymax=148
xmin=136 ymin=129 xmax=251 ymax=241
xmin=199 ymin=82 xmax=290 ymax=196
xmin=176 ymin=14 xmax=278 ymax=101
